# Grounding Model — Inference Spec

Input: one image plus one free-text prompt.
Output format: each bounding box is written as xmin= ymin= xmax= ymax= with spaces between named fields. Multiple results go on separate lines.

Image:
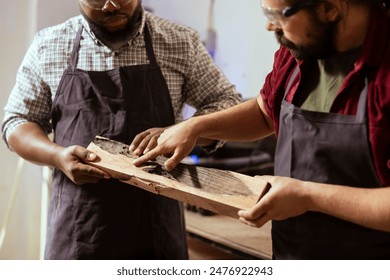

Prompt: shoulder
xmin=145 ymin=12 xmax=201 ymax=46
xmin=32 ymin=16 xmax=81 ymax=55
xmin=260 ymin=46 xmax=297 ymax=132
xmin=264 ymin=46 xmax=297 ymax=93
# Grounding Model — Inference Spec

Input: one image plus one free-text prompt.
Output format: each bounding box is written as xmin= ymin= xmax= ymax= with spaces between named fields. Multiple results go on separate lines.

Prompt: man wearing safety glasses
xmin=133 ymin=0 xmax=390 ymax=259
xmin=2 ymin=0 xmax=242 ymax=259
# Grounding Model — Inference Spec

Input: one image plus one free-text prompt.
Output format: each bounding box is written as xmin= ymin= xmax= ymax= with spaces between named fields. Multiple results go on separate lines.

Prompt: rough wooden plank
xmin=86 ymin=136 xmax=269 ymax=219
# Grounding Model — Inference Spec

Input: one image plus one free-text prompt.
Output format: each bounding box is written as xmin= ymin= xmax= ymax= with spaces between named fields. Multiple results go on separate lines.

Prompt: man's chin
xmin=83 ymin=14 xmax=138 ymax=45
xmin=103 ymin=21 xmax=129 ymax=32
xmin=283 ymin=43 xmax=332 ymax=60
xmin=102 ymin=16 xmax=129 ymax=32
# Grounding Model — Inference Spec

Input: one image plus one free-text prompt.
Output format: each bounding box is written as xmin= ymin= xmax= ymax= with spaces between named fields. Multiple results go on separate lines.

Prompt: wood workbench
xmin=185 ymin=210 xmax=272 ymax=260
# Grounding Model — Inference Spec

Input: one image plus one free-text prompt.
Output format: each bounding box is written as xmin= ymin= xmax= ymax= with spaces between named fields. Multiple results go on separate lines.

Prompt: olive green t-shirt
xmin=297 ymin=48 xmax=361 ymax=112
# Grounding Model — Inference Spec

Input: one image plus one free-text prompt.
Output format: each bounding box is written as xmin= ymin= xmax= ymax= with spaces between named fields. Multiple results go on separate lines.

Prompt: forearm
xmin=8 ymin=122 xmax=63 ymax=168
xmin=7 ymin=122 xmax=111 ymax=184
xmin=190 ymin=98 xmax=274 ymax=142
xmin=133 ymin=97 xmax=275 ymax=170
xmin=306 ymin=182 xmax=390 ymax=232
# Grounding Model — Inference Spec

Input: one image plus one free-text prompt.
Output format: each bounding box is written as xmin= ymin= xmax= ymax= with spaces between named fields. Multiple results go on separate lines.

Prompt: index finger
xmin=133 ymin=146 xmax=165 ymax=166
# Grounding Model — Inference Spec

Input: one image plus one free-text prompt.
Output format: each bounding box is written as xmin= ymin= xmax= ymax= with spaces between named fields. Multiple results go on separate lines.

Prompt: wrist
xmin=301 ymin=180 xmax=317 ymax=213
xmin=186 ymin=116 xmax=205 ymax=138
xmin=50 ymin=144 xmax=65 ymax=169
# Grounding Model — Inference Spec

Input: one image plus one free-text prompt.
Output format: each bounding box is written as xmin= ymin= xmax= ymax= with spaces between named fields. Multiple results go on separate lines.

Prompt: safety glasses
xmin=80 ymin=0 xmax=134 ymax=11
xmin=262 ymin=1 xmax=322 ymax=27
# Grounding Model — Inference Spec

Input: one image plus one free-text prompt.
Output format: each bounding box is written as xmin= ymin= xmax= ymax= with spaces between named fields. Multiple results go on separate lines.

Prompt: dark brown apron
xmin=273 ymin=66 xmax=390 ymax=259
xmin=45 ymin=24 xmax=188 ymax=259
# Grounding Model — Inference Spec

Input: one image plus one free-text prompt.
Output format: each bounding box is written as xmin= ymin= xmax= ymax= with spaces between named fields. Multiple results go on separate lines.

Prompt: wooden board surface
xmin=86 ymin=136 xmax=269 ymax=219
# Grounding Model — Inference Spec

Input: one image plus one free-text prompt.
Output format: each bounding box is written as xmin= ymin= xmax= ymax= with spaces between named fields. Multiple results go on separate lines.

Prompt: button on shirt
xmin=2 ymin=11 xmax=241 ymax=146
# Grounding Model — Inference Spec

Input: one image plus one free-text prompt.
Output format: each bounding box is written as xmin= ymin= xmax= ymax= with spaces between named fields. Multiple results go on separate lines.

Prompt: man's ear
xmin=317 ymin=0 xmax=342 ymax=22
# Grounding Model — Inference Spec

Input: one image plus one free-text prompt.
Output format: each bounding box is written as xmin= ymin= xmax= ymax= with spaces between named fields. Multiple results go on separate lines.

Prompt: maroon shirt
xmin=260 ymin=6 xmax=390 ymax=185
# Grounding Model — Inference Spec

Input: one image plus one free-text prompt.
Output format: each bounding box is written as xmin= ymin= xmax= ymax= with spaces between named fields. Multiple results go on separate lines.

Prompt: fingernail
xmin=88 ymin=153 xmax=97 ymax=160
xmin=129 ymin=145 xmax=134 ymax=152
xmin=144 ymin=148 xmax=149 ymax=154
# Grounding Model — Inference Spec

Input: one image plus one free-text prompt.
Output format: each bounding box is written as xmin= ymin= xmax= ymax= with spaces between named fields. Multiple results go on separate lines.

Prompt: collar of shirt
xmin=80 ymin=8 xmax=147 ymax=50
xmin=355 ymin=5 xmax=389 ymax=70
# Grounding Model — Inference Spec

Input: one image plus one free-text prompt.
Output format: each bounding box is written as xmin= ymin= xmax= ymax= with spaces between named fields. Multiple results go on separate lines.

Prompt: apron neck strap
xmin=69 ymin=24 xmax=84 ymax=71
xmin=355 ymin=77 xmax=369 ymax=121
xmin=143 ymin=23 xmax=158 ymax=67
xmin=284 ymin=65 xmax=300 ymax=99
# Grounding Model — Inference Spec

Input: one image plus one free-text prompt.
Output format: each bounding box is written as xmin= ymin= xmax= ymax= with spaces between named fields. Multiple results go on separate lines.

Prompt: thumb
xmin=75 ymin=146 xmax=98 ymax=162
xmin=85 ymin=151 xmax=98 ymax=161
xmin=164 ymin=159 xmax=175 ymax=171
xmin=164 ymin=150 xmax=184 ymax=171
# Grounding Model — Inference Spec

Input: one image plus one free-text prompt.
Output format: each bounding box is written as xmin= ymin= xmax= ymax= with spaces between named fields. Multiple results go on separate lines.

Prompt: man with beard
xmin=133 ymin=0 xmax=390 ymax=259
xmin=1 ymin=0 xmax=242 ymax=259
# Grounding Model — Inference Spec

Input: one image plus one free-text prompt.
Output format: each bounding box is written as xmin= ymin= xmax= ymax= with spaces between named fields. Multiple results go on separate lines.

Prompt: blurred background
xmin=0 ymin=0 xmax=278 ymax=259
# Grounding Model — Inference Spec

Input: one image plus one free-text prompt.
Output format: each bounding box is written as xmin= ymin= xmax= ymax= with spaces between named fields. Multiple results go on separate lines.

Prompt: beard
xmin=276 ymin=14 xmax=339 ymax=60
xmin=81 ymin=2 xmax=143 ymax=45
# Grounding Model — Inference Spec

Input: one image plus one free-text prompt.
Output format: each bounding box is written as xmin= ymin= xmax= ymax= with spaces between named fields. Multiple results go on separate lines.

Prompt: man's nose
xmin=266 ymin=20 xmax=281 ymax=32
xmin=102 ymin=0 xmax=121 ymax=12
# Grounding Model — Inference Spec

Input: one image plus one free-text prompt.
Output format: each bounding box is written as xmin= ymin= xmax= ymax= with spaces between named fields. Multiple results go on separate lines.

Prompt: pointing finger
xmin=133 ymin=146 xmax=165 ymax=166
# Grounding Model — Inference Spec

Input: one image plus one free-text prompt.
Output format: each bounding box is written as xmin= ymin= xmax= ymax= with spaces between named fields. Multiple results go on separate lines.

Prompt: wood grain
xmin=86 ymin=136 xmax=269 ymax=219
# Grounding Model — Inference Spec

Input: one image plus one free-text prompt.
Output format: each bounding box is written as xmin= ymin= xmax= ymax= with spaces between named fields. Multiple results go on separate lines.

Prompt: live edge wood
xmin=86 ymin=136 xmax=269 ymax=219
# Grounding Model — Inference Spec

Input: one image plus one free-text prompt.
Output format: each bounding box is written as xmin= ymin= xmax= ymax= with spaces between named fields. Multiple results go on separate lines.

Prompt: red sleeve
xmin=259 ymin=46 xmax=297 ymax=137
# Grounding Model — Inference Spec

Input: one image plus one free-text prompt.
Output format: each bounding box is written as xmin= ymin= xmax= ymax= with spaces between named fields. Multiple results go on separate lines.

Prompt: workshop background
xmin=0 ymin=0 xmax=278 ymax=259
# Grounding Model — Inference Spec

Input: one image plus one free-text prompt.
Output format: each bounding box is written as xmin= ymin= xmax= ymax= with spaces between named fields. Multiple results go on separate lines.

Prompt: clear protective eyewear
xmin=262 ymin=1 xmax=322 ymax=27
xmin=80 ymin=0 xmax=134 ymax=11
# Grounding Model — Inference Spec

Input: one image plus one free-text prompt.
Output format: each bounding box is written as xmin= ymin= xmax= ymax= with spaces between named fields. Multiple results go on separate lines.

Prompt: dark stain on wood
xmin=93 ymin=136 xmax=255 ymax=197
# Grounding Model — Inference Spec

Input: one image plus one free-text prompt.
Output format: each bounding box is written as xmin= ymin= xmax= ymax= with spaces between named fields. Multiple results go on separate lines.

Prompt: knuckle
xmin=131 ymin=137 xmax=140 ymax=144
xmin=82 ymin=150 xmax=90 ymax=159
xmin=145 ymin=153 xmax=153 ymax=160
xmin=68 ymin=165 xmax=77 ymax=174
xmin=146 ymin=141 xmax=155 ymax=148
xmin=70 ymin=164 xmax=83 ymax=174
xmin=140 ymin=135 xmax=149 ymax=142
